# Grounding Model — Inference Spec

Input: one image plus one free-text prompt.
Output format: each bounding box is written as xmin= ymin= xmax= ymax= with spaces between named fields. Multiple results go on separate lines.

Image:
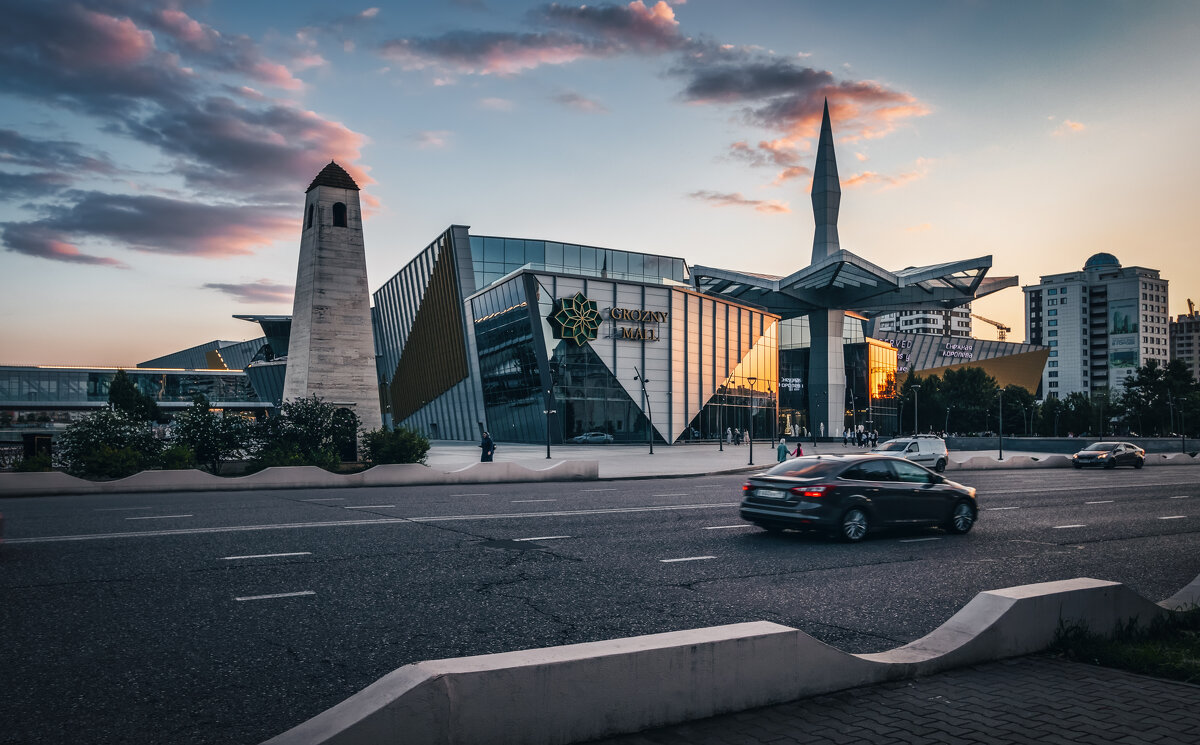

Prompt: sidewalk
xmin=423 ymin=440 xmax=1049 ymax=480
xmin=585 ymin=656 xmax=1200 ymax=744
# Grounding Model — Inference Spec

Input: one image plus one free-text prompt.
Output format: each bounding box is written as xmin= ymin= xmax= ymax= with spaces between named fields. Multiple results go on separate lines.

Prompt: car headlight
xmin=1098 ymin=453 xmax=1108 ymax=459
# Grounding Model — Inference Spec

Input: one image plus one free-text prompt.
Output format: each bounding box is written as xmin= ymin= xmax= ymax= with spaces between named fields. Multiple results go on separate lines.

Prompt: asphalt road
xmin=2 ymin=468 xmax=1198 ymax=745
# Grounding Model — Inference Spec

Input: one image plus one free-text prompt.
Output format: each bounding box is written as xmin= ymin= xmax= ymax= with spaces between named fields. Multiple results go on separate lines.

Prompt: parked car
xmin=1072 ymin=442 xmax=1145 ymax=469
xmin=871 ymin=435 xmax=949 ymax=472
xmin=739 ymin=454 xmax=977 ymax=542
xmin=569 ymin=432 xmax=614 ymax=444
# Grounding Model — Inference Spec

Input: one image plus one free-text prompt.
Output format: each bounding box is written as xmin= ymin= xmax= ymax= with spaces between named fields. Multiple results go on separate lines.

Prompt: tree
xmin=331 ymin=407 xmax=361 ymax=462
xmin=1035 ymin=395 xmax=1066 ymax=437
xmin=108 ymin=369 xmax=161 ymax=422
xmin=249 ymin=395 xmax=344 ymax=470
xmin=57 ymin=408 xmax=163 ymax=479
xmin=999 ymin=385 xmax=1035 ymax=436
xmin=172 ymin=395 xmax=249 ymax=474
xmin=939 ymin=367 xmax=999 ymax=434
xmin=1060 ymin=392 xmax=1093 ymax=437
xmin=361 ymin=426 xmax=430 ymax=465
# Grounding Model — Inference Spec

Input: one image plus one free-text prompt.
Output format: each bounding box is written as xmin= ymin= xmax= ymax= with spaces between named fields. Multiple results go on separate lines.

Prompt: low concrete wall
xmin=0 ymin=460 xmax=600 ymax=497
xmin=947 ymin=436 xmax=1198 ymax=455
xmin=947 ymin=451 xmax=1197 ymax=471
xmin=263 ymin=575 xmax=1188 ymax=745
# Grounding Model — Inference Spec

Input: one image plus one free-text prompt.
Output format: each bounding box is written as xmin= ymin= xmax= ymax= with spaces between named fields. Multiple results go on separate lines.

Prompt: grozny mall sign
xmin=609 ymin=306 xmax=668 ymax=341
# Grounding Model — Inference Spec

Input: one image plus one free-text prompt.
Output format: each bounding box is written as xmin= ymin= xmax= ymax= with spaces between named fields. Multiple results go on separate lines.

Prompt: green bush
xmin=361 ymin=426 xmax=430 ymax=465
xmin=57 ymin=409 xmax=163 ymax=479
xmin=171 ymin=395 xmax=248 ymax=474
xmin=247 ymin=396 xmax=355 ymax=471
xmin=12 ymin=453 xmax=54 ymax=472
xmin=253 ymin=442 xmax=339 ymax=471
xmin=160 ymin=443 xmax=196 ymax=470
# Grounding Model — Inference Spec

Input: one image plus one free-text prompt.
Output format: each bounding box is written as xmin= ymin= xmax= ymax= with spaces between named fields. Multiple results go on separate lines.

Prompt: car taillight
xmin=789 ymin=485 xmax=831 ymax=498
xmin=742 ymin=483 xmax=753 ymax=492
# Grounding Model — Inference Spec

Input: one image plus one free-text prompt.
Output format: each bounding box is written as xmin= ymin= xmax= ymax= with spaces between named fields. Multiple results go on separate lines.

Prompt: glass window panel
xmin=580 ymin=246 xmax=597 ymax=272
xmin=484 ymin=237 xmax=505 ymax=262
xmin=564 ymin=244 xmax=580 ymax=268
xmin=612 ymin=251 xmax=628 ymax=274
xmin=505 ymin=238 xmax=524 ymax=264
xmin=469 ymin=236 xmax=484 ymax=262
xmin=546 ymin=242 xmax=563 ymax=266
xmin=525 ymin=241 xmax=545 ymax=265
xmin=643 ymin=255 xmax=660 ymax=279
xmin=627 ymin=253 xmax=643 ymax=275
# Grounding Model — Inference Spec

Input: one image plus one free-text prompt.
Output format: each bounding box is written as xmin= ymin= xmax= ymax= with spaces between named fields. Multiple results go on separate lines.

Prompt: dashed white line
xmin=899 ymin=537 xmax=943 ymax=543
xmin=1158 ymin=516 xmax=1187 ymax=520
xmin=987 ymin=507 xmax=1020 ymax=511
xmin=450 ymin=493 xmax=490 ymax=497
xmin=302 ymin=498 xmax=344 ymax=502
xmin=1085 ymin=500 xmax=1114 ymax=504
xmin=125 ymin=514 xmax=193 ymax=520
xmin=1170 ymin=495 xmax=1192 ymax=500
xmin=234 ymin=591 xmax=315 ymax=602
xmin=653 ymin=493 xmax=689 ymax=497
xmin=344 ymin=505 xmax=395 ymax=509
xmin=95 ymin=507 xmax=153 ymax=512
xmin=512 ymin=499 xmax=557 ymax=503
xmin=221 ymin=552 xmax=311 ymax=560
xmin=513 ymin=536 xmax=571 ymax=542
xmin=660 ymin=556 xmax=716 ymax=563
xmin=581 ymin=488 xmax=616 ymax=492
xmin=1052 ymin=524 xmax=1087 ymax=529
xmin=704 ymin=524 xmax=754 ymax=530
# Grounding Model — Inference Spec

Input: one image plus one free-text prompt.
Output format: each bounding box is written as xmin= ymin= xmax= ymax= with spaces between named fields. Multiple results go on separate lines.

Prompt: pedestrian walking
xmin=777 ymin=438 xmax=789 ymax=462
xmin=842 ymin=428 xmax=849 ymax=447
xmin=791 ymin=442 xmax=804 ymax=457
xmin=726 ymin=426 xmax=732 ymax=444
xmin=479 ymin=431 xmax=495 ymax=462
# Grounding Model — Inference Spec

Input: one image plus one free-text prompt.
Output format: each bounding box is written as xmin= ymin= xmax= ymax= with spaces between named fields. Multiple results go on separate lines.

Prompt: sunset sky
xmin=2 ymin=0 xmax=1198 ymax=366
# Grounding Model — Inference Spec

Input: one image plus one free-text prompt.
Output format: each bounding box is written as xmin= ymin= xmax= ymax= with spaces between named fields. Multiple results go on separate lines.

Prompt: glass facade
xmin=469 ymin=235 xmax=688 ymax=290
xmin=0 ymin=367 xmax=264 ymax=409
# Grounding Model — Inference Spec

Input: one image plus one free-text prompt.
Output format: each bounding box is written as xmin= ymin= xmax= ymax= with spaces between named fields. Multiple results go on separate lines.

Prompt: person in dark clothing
xmin=480 ymin=432 xmax=495 ymax=462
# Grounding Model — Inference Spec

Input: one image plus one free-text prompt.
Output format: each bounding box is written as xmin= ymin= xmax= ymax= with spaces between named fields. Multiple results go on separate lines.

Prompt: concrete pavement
xmin=586 ymin=656 xmax=1200 ymax=745
xmin=423 ymin=439 xmax=1053 ymax=479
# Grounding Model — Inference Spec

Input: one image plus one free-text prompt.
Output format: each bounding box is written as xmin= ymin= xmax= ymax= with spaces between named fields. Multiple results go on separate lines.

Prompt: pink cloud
xmin=1053 ymin=119 xmax=1086 ymax=136
xmin=2 ymin=224 xmax=127 ymax=268
xmin=843 ymin=159 xmax=929 ymax=190
xmin=67 ymin=9 xmax=156 ymax=67
xmin=203 ymin=279 xmax=294 ymax=303
xmin=688 ymin=190 xmax=790 ymax=213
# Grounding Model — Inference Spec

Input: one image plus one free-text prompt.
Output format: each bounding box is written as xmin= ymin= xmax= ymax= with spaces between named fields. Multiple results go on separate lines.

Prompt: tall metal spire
xmin=811 ymin=98 xmax=841 ymax=263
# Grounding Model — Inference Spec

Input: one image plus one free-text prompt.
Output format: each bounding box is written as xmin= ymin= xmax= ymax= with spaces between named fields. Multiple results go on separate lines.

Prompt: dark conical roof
xmin=306 ymin=161 xmax=360 ymax=192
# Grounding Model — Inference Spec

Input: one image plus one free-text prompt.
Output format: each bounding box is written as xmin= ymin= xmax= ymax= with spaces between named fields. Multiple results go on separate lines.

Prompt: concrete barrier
xmin=0 ymin=460 xmax=600 ymax=497
xmin=262 ymin=575 xmax=1188 ymax=745
xmin=947 ymin=452 xmax=1197 ymax=471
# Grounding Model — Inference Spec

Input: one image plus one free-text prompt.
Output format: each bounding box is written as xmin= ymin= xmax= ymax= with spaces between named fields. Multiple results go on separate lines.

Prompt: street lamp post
xmin=998 ymin=389 xmax=1005 ymax=461
xmin=634 ymin=366 xmax=653 ymax=455
xmin=911 ymin=384 xmax=922 ymax=435
xmin=944 ymin=405 xmax=952 ymax=435
xmin=747 ymin=376 xmax=758 ymax=466
xmin=717 ymin=384 xmax=724 ymax=452
xmin=1055 ymin=409 xmax=1061 ymax=438
xmin=543 ymin=387 xmax=556 ymax=459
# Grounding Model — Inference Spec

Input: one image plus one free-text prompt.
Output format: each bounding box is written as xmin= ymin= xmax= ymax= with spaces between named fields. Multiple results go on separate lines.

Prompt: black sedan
xmin=1072 ymin=441 xmax=1145 ymax=469
xmin=739 ymin=454 xmax=978 ymax=542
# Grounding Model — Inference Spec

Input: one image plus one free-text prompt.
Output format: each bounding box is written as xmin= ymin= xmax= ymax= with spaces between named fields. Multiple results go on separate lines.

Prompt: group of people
xmin=841 ymin=428 xmax=879 ymax=448
xmin=724 ymin=427 xmax=752 ymax=445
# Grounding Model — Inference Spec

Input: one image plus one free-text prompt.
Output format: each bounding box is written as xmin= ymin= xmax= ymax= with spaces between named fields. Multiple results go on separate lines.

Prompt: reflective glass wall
xmin=469 ymin=235 xmax=688 ymax=290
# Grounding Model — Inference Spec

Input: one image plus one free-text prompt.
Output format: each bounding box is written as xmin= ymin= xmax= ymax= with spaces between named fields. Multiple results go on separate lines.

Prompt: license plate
xmin=755 ymin=488 xmax=785 ymax=499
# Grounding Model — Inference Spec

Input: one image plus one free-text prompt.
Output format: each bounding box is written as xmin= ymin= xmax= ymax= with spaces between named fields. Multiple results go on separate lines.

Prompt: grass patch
xmin=1051 ymin=607 xmax=1200 ymax=684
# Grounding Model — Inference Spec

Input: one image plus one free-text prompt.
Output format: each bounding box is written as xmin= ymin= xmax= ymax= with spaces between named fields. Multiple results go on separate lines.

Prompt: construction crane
xmin=970 ymin=313 xmax=1011 ymax=341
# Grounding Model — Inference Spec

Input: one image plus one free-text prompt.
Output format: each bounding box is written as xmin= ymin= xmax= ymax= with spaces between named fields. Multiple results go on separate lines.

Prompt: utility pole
xmin=998 ymin=388 xmax=1005 ymax=461
xmin=911 ymin=384 xmax=922 ymax=435
xmin=634 ymin=366 xmax=653 ymax=455
xmin=543 ymin=387 xmax=556 ymax=459
xmin=747 ymin=376 xmax=758 ymax=466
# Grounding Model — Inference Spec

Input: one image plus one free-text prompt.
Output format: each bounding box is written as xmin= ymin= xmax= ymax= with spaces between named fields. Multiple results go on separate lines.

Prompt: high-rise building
xmin=871 ymin=305 xmax=973 ymax=337
xmin=1170 ymin=300 xmax=1200 ymax=383
xmin=1023 ymin=253 xmax=1169 ymax=398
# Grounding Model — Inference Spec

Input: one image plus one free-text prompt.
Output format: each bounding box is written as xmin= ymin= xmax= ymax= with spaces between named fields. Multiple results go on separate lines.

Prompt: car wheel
xmin=945 ymin=500 xmax=976 ymax=535
xmin=1134 ymin=457 xmax=1144 ymax=469
xmin=935 ymin=458 xmax=946 ymax=473
xmin=838 ymin=508 xmax=869 ymax=543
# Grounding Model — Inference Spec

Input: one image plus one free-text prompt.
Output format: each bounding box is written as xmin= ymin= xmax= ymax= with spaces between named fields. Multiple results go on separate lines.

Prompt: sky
xmin=2 ymin=0 xmax=1198 ymax=366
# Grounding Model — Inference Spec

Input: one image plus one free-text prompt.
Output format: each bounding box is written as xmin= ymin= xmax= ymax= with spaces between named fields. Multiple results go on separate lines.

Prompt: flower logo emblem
xmin=549 ymin=292 xmax=602 ymax=346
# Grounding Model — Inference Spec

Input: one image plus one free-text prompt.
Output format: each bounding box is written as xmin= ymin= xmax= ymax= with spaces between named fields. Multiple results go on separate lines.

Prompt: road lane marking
xmin=993 ymin=481 xmax=1199 ymax=495
xmin=513 ymin=536 xmax=571 ymax=541
xmin=899 ymin=537 xmax=943 ymax=543
xmin=344 ymin=505 xmax=395 ymax=509
xmin=1085 ymin=500 xmax=1114 ymax=504
xmin=653 ymin=493 xmax=688 ymax=497
xmin=987 ymin=507 xmax=1020 ymax=511
xmin=95 ymin=507 xmax=153 ymax=512
xmin=512 ymin=499 xmax=557 ymax=503
xmin=704 ymin=524 xmax=753 ymax=530
xmin=1171 ymin=496 xmax=1191 ymax=499
xmin=221 ymin=552 xmax=311 ymax=560
xmin=581 ymin=488 xmax=616 ymax=492
xmin=660 ymin=556 xmax=716 ymax=563
xmin=8 ymin=503 xmax=741 ymax=544
xmin=302 ymin=498 xmax=344 ymax=502
xmin=125 ymin=514 xmax=193 ymax=520
xmin=1052 ymin=524 xmax=1087 ymax=529
xmin=450 ymin=493 xmax=490 ymax=497
xmin=234 ymin=591 xmax=315 ymax=602
xmin=1159 ymin=516 xmax=1187 ymax=520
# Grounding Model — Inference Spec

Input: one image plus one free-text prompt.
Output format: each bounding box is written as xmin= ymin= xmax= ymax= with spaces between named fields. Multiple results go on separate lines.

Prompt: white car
xmin=569 ymin=432 xmax=614 ymax=444
xmin=872 ymin=435 xmax=949 ymax=472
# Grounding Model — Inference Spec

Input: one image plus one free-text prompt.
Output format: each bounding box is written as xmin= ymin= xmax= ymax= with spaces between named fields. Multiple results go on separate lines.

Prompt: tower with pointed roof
xmin=281 ymin=161 xmax=382 ymax=431
xmin=811 ymin=99 xmax=842 ymax=263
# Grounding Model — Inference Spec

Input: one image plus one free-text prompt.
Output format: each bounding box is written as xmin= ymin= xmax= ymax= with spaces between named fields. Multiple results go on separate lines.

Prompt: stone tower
xmin=281 ymin=161 xmax=382 ymax=430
